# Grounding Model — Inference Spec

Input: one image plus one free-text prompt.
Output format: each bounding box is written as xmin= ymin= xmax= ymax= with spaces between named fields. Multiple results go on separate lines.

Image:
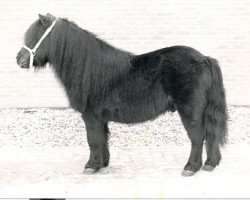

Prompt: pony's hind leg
xmin=82 ymin=115 xmax=110 ymax=173
xmin=178 ymin=103 xmax=205 ymax=176
xmin=203 ymin=136 xmax=221 ymax=171
xmin=202 ymin=56 xmax=227 ymax=171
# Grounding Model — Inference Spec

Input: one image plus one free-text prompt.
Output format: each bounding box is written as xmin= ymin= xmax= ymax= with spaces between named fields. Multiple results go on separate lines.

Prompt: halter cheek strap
xmin=23 ymin=45 xmax=35 ymax=68
xmin=23 ymin=19 xmax=57 ymax=68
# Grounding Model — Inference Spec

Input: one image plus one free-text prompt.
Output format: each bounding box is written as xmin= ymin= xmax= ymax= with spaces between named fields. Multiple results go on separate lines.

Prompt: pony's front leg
xmin=82 ymin=115 xmax=109 ymax=172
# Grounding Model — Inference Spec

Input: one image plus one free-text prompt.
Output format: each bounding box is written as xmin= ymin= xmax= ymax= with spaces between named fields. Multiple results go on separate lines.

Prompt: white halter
xmin=23 ymin=19 xmax=57 ymax=68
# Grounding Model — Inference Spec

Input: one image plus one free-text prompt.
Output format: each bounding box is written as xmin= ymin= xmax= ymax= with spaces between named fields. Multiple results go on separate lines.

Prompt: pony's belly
xmin=102 ymin=95 xmax=176 ymax=124
xmin=110 ymin=106 xmax=166 ymax=123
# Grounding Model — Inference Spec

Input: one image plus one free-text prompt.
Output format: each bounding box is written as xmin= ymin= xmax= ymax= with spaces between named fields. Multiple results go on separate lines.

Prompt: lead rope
xmin=23 ymin=19 xmax=57 ymax=68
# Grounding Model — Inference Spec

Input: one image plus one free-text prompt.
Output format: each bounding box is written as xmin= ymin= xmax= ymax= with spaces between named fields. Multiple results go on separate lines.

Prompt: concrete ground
xmin=0 ymin=105 xmax=250 ymax=198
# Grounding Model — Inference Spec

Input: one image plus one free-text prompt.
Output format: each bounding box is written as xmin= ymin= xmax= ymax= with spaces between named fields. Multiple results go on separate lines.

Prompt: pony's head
xmin=16 ymin=13 xmax=56 ymax=69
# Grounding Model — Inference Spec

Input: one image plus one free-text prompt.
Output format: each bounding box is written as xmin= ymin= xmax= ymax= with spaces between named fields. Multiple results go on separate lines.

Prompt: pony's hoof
xmin=83 ymin=168 xmax=96 ymax=174
xmin=202 ymin=165 xmax=215 ymax=171
xmin=182 ymin=170 xmax=195 ymax=177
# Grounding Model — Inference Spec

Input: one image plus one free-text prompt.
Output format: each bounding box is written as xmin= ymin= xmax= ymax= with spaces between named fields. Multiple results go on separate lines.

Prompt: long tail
xmin=204 ymin=57 xmax=228 ymax=146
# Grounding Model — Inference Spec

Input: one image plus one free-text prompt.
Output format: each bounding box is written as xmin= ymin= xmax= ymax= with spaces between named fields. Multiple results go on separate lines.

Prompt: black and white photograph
xmin=0 ymin=0 xmax=250 ymax=199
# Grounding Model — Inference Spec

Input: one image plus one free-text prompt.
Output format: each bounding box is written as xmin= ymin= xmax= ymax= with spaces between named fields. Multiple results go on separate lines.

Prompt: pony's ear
xmin=46 ymin=13 xmax=56 ymax=21
xmin=38 ymin=14 xmax=50 ymax=26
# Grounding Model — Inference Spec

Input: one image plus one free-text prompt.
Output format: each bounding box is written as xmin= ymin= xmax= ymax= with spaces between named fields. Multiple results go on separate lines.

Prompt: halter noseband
xmin=23 ymin=19 xmax=57 ymax=68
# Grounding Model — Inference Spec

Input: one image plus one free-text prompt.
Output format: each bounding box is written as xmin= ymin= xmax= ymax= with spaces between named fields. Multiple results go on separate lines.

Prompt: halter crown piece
xmin=23 ymin=19 xmax=57 ymax=68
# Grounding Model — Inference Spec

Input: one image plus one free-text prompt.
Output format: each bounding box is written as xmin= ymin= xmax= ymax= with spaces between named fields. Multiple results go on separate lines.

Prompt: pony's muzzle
xmin=16 ymin=50 xmax=30 ymax=69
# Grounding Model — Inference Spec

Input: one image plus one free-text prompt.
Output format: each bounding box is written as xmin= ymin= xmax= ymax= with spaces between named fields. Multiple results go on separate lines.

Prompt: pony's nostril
xmin=16 ymin=54 xmax=21 ymax=61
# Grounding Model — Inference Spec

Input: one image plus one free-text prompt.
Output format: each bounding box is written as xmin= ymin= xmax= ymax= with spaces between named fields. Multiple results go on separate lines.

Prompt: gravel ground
xmin=0 ymin=105 xmax=250 ymax=198
xmin=0 ymin=105 xmax=250 ymax=148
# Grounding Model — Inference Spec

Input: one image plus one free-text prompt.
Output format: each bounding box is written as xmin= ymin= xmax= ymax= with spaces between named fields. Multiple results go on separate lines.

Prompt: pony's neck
xmin=48 ymin=18 xmax=133 ymax=109
xmin=49 ymin=18 xmax=133 ymax=73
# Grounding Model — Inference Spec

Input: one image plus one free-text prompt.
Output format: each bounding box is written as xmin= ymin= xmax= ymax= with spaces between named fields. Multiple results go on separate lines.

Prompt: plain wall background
xmin=0 ymin=0 xmax=250 ymax=108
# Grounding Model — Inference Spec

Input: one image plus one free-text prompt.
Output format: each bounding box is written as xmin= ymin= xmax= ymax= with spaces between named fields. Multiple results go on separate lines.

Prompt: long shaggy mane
xmin=50 ymin=18 xmax=133 ymax=111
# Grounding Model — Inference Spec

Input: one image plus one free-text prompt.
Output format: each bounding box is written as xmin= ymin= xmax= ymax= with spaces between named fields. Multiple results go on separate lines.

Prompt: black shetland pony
xmin=16 ymin=14 xmax=227 ymax=176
